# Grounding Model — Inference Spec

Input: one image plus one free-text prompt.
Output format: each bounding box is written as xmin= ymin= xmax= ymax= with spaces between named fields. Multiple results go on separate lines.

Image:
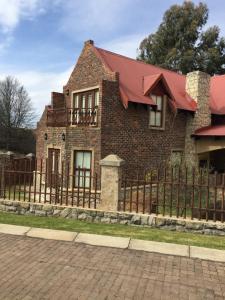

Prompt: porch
xmin=194 ymin=125 xmax=225 ymax=173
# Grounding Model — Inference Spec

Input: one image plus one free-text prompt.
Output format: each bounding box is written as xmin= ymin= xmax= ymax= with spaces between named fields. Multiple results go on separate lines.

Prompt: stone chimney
xmin=184 ymin=71 xmax=211 ymax=166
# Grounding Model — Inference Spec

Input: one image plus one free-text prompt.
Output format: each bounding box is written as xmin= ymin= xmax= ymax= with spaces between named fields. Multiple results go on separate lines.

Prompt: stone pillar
xmin=100 ymin=154 xmax=125 ymax=211
xmin=184 ymin=71 xmax=211 ymax=166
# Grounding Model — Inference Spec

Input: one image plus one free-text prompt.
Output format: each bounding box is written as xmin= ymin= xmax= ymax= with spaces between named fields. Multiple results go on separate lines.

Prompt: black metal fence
xmin=120 ymin=167 xmax=225 ymax=222
xmin=0 ymin=159 xmax=100 ymax=209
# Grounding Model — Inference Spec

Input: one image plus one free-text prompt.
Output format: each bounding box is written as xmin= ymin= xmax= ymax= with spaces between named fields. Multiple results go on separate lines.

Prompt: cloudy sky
xmin=0 ymin=0 xmax=224 ymax=118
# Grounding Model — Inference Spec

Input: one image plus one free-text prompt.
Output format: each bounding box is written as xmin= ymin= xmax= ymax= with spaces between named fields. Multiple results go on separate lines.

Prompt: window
xmin=72 ymin=89 xmax=99 ymax=110
xmin=74 ymin=150 xmax=92 ymax=188
xmin=149 ymin=95 xmax=165 ymax=128
xmin=72 ymin=89 xmax=99 ymax=125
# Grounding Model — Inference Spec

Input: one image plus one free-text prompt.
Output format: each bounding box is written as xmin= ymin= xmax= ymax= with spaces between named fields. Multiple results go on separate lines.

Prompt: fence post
xmin=100 ymin=154 xmax=125 ymax=211
xmin=0 ymin=163 xmax=5 ymax=198
xmin=33 ymin=171 xmax=41 ymax=192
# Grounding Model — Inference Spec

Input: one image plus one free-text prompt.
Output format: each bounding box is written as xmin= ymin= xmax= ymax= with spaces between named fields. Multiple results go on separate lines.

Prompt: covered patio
xmin=194 ymin=125 xmax=225 ymax=173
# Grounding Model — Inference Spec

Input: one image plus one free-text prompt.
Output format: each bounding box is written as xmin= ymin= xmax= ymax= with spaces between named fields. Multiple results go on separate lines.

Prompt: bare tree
xmin=0 ymin=76 xmax=35 ymax=149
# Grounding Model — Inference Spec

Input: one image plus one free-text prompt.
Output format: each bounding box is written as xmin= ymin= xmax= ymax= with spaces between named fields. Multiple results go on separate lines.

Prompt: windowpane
xmin=156 ymin=96 xmax=162 ymax=110
xmin=150 ymin=110 xmax=156 ymax=126
xmin=75 ymin=170 xmax=91 ymax=187
xmin=95 ymin=90 xmax=99 ymax=106
xmin=155 ymin=112 xmax=161 ymax=126
xmin=83 ymin=152 xmax=91 ymax=169
xmin=151 ymin=95 xmax=157 ymax=102
xmin=73 ymin=94 xmax=79 ymax=108
xmin=149 ymin=94 xmax=164 ymax=127
xmin=82 ymin=95 xmax=86 ymax=109
xmin=88 ymin=94 xmax=92 ymax=109
xmin=75 ymin=152 xmax=83 ymax=168
xmin=75 ymin=151 xmax=91 ymax=169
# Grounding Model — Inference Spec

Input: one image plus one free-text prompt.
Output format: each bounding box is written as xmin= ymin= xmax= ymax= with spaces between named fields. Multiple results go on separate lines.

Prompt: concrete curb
xmin=0 ymin=223 xmax=224 ymax=263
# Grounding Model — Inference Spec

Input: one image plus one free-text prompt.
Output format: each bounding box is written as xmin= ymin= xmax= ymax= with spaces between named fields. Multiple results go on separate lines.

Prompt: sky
xmin=0 ymin=0 xmax=224 ymax=118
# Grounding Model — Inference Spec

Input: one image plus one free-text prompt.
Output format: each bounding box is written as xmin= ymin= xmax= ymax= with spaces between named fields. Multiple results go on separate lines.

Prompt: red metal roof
xmin=92 ymin=45 xmax=225 ymax=115
xmin=210 ymin=75 xmax=225 ymax=115
xmin=194 ymin=125 xmax=225 ymax=137
xmin=143 ymin=73 xmax=162 ymax=95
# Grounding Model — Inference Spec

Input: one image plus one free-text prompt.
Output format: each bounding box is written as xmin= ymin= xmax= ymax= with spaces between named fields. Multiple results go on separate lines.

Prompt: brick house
xmin=36 ymin=40 xmax=225 ymax=183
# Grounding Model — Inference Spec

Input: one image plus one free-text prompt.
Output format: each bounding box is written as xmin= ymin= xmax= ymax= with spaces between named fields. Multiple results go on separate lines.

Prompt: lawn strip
xmin=0 ymin=212 xmax=224 ymax=250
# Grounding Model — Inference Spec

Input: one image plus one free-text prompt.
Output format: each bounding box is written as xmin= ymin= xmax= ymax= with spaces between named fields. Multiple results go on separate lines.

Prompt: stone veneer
xmin=1 ymin=199 xmax=225 ymax=236
xmin=184 ymin=71 xmax=211 ymax=166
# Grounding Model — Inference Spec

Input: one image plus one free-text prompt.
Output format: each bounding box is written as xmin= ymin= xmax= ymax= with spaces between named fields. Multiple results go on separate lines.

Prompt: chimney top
xmin=84 ymin=40 xmax=94 ymax=46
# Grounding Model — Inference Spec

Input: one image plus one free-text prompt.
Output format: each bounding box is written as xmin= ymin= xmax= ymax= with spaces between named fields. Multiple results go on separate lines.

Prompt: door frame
xmin=46 ymin=145 xmax=62 ymax=170
xmin=46 ymin=145 xmax=62 ymax=185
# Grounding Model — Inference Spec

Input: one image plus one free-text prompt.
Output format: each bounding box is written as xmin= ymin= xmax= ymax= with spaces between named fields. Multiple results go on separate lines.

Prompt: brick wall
xmin=36 ymin=41 xmax=117 ymax=177
xmin=36 ymin=42 xmax=212 ymax=180
xmin=101 ymin=80 xmax=187 ymax=176
xmin=51 ymin=92 xmax=65 ymax=109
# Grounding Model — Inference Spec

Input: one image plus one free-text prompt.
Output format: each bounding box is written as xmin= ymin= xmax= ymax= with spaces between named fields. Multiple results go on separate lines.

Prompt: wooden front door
xmin=48 ymin=148 xmax=60 ymax=187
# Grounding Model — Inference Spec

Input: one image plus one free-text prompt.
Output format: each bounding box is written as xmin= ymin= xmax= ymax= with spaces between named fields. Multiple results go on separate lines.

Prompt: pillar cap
xmin=100 ymin=154 xmax=125 ymax=167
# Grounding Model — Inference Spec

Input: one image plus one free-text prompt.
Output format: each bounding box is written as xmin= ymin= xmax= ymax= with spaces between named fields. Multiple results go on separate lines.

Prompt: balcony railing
xmin=46 ymin=107 xmax=98 ymax=127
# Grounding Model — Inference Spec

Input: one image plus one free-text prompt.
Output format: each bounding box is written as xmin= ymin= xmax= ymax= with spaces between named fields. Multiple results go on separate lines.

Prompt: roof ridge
xmin=95 ymin=46 xmax=186 ymax=78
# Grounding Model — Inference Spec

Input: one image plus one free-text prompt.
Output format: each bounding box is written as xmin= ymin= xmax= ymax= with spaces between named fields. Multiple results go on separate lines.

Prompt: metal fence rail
xmin=120 ymin=167 xmax=225 ymax=222
xmin=0 ymin=159 xmax=100 ymax=209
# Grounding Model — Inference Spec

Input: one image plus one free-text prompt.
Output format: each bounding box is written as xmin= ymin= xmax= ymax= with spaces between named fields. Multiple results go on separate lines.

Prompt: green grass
xmin=0 ymin=211 xmax=225 ymax=250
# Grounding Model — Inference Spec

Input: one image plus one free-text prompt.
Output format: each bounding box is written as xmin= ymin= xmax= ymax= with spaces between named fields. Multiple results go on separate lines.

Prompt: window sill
xmin=149 ymin=126 xmax=165 ymax=131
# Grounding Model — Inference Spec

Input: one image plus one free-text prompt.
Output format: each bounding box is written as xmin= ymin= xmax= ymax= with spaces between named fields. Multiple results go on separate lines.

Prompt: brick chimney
xmin=84 ymin=40 xmax=94 ymax=46
xmin=184 ymin=71 xmax=211 ymax=166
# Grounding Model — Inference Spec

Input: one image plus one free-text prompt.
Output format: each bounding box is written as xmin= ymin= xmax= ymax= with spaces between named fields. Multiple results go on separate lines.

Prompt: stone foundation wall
xmin=1 ymin=199 xmax=225 ymax=236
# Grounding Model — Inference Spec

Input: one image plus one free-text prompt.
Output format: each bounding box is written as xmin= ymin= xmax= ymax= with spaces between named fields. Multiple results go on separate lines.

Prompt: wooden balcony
xmin=46 ymin=107 xmax=98 ymax=127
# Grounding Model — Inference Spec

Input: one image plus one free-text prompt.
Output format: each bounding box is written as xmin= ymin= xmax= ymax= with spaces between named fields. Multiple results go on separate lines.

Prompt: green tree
xmin=138 ymin=1 xmax=225 ymax=75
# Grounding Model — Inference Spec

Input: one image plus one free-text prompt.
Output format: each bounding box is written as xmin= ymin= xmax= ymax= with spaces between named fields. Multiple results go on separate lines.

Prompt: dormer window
xmin=149 ymin=95 xmax=166 ymax=129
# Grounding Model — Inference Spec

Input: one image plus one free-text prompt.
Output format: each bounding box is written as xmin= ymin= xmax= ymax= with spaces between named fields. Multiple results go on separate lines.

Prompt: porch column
xmin=100 ymin=154 xmax=125 ymax=211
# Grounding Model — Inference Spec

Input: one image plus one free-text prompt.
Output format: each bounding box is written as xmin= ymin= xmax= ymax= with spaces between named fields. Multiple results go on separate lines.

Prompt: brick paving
xmin=0 ymin=233 xmax=225 ymax=299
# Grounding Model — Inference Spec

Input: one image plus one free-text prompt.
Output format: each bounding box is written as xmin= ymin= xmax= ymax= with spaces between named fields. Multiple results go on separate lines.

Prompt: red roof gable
xmin=92 ymin=45 xmax=225 ymax=114
xmin=143 ymin=73 xmax=162 ymax=95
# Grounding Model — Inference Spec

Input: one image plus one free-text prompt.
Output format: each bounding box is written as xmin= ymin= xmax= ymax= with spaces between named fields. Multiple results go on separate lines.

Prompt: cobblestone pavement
xmin=0 ymin=233 xmax=225 ymax=300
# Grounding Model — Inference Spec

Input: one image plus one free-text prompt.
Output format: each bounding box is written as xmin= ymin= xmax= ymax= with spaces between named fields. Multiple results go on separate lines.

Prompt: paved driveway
xmin=0 ymin=233 xmax=225 ymax=300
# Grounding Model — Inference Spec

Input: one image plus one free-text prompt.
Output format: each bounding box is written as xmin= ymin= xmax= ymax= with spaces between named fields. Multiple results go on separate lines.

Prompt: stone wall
xmin=1 ymin=199 xmax=225 ymax=236
xmin=184 ymin=71 xmax=211 ymax=166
